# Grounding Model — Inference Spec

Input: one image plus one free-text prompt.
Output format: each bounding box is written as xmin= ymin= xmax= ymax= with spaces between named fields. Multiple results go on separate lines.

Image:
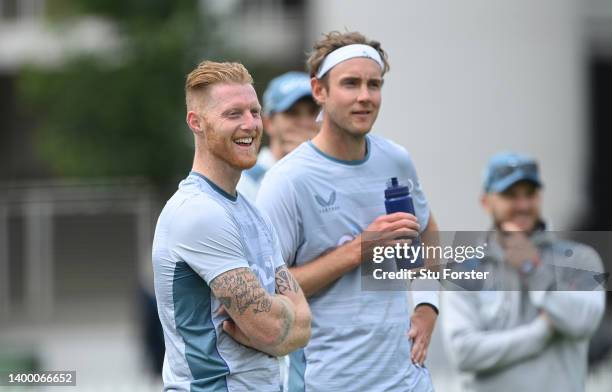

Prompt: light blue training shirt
xmin=256 ymin=134 xmax=435 ymax=392
xmin=152 ymin=172 xmax=284 ymax=392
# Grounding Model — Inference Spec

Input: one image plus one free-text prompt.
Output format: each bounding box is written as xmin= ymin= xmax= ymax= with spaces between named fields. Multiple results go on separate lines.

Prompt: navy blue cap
xmin=483 ymin=152 xmax=543 ymax=193
xmin=263 ymin=72 xmax=313 ymax=115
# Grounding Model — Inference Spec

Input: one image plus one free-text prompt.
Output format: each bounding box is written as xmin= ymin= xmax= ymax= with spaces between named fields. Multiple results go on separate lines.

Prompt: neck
xmin=192 ymin=148 xmax=241 ymax=197
xmin=269 ymin=137 xmax=284 ymax=161
xmin=311 ymin=117 xmax=367 ymax=161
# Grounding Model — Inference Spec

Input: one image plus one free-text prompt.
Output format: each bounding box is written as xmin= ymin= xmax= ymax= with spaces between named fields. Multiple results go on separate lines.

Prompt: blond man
xmin=152 ymin=61 xmax=311 ymax=392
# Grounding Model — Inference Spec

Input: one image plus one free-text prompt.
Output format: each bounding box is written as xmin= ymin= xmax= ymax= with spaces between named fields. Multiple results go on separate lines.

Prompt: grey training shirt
xmin=152 ymin=172 xmax=284 ymax=392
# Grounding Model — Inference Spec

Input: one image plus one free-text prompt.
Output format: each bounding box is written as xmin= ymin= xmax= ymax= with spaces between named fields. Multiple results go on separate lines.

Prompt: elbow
xmin=456 ymin=355 xmax=493 ymax=374
xmin=447 ymin=339 xmax=486 ymax=373
xmin=287 ymin=307 xmax=313 ymax=350
xmin=456 ymin=357 xmax=482 ymax=373
xmin=296 ymin=309 xmax=312 ymax=348
xmin=557 ymin=320 xmax=601 ymax=340
xmin=454 ymin=350 xmax=480 ymax=373
xmin=276 ymin=307 xmax=312 ymax=355
xmin=554 ymin=302 xmax=606 ymax=340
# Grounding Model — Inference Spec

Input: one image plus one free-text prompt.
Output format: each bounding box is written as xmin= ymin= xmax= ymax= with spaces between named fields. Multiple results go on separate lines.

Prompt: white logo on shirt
xmin=251 ymin=261 xmax=275 ymax=288
xmin=337 ymin=234 xmax=355 ymax=247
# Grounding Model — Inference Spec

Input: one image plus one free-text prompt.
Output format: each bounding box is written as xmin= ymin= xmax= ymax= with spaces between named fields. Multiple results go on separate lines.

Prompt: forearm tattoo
xmin=275 ymin=298 xmax=294 ymax=346
xmin=275 ymin=266 xmax=301 ymax=295
xmin=211 ymin=268 xmax=272 ymax=315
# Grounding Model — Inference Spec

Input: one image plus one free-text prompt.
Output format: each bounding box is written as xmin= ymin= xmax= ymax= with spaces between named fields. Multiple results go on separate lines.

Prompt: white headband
xmin=315 ymin=44 xmax=384 ymax=79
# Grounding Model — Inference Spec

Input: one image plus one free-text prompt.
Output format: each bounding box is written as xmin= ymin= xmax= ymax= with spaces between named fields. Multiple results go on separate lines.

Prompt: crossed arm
xmin=210 ymin=265 xmax=311 ymax=357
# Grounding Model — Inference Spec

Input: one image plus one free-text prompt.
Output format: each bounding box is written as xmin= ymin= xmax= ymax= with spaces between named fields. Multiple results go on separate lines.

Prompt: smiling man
xmin=152 ymin=61 xmax=311 ymax=392
xmin=442 ymin=152 xmax=606 ymax=392
xmin=257 ymin=32 xmax=439 ymax=391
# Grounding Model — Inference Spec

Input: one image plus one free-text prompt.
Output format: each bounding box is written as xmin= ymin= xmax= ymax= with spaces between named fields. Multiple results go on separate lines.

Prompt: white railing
xmin=0 ymin=178 xmax=156 ymax=322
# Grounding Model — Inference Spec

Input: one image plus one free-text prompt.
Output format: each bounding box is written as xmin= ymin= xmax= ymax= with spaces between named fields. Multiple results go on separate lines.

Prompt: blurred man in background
xmin=442 ymin=152 xmax=606 ymax=392
xmin=257 ymin=31 xmax=439 ymax=391
xmin=152 ymin=60 xmax=311 ymax=391
xmin=237 ymin=71 xmax=318 ymax=201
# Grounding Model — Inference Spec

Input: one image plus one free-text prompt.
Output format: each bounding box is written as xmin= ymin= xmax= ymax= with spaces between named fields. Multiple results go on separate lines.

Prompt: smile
xmin=234 ymin=137 xmax=254 ymax=146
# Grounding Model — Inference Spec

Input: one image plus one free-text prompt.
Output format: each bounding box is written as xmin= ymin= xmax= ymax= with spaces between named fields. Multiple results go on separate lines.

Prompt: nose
xmin=357 ymin=83 xmax=372 ymax=103
xmin=514 ymin=194 xmax=533 ymax=211
xmin=241 ymin=112 xmax=261 ymax=132
xmin=296 ymin=113 xmax=316 ymax=130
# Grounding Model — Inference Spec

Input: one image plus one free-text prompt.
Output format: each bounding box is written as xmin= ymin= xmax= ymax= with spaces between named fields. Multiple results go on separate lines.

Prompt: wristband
xmin=415 ymin=303 xmax=439 ymax=315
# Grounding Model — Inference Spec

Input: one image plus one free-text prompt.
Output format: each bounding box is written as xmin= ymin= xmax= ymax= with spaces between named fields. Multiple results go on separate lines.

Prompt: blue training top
xmin=257 ymin=134 xmax=434 ymax=392
xmin=152 ymin=172 xmax=284 ymax=392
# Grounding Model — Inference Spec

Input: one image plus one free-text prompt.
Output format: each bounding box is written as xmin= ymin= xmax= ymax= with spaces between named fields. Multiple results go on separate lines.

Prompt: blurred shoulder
xmin=262 ymin=142 xmax=318 ymax=184
xmin=369 ymin=134 xmax=416 ymax=165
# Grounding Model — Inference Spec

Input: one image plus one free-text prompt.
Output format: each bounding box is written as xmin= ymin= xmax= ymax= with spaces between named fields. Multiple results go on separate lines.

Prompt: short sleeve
xmin=256 ymin=171 xmax=302 ymax=267
xmin=168 ymin=197 xmax=249 ymax=284
xmin=402 ymin=153 xmax=430 ymax=232
xmin=270 ymin=220 xmax=289 ymax=271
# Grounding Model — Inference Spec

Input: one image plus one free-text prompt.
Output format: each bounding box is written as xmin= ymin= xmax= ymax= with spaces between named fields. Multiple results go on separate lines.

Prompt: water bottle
xmin=384 ymin=177 xmax=423 ymax=269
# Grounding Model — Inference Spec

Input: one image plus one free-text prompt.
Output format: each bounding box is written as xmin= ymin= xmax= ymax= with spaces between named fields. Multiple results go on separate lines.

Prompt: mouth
xmin=351 ymin=110 xmax=372 ymax=119
xmin=233 ymin=137 xmax=254 ymax=147
xmin=510 ymin=213 xmax=535 ymax=225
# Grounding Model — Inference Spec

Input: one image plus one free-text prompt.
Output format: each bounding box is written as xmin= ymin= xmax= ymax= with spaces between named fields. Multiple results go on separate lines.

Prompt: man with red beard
xmin=152 ymin=61 xmax=311 ymax=392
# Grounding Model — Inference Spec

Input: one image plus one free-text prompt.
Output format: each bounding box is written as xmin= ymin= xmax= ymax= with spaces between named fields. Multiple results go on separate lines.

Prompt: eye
xmin=251 ymin=108 xmax=261 ymax=118
xmin=342 ymin=79 xmax=358 ymax=87
xmin=368 ymin=80 xmax=382 ymax=89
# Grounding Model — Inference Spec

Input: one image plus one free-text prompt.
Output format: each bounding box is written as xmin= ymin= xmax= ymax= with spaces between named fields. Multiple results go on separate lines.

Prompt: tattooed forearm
xmin=275 ymin=266 xmax=301 ymax=295
xmin=211 ymin=267 xmax=306 ymax=355
xmin=274 ymin=298 xmax=295 ymax=346
xmin=211 ymin=268 xmax=272 ymax=315
xmin=218 ymin=296 xmax=232 ymax=309
xmin=253 ymin=295 xmax=272 ymax=314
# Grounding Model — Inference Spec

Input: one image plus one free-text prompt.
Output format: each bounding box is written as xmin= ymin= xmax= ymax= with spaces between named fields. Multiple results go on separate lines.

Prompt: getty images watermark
xmin=371 ymin=240 xmax=489 ymax=281
xmin=360 ymin=231 xmax=611 ymax=292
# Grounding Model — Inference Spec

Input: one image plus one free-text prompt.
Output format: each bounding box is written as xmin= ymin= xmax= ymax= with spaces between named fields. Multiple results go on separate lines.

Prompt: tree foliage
xmin=19 ymin=0 xmax=217 ymax=185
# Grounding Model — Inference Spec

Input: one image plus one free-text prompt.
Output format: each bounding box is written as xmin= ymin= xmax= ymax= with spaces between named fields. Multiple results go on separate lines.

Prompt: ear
xmin=263 ymin=115 xmax=275 ymax=137
xmin=311 ymin=77 xmax=327 ymax=106
xmin=186 ymin=111 xmax=204 ymax=135
xmin=480 ymin=193 xmax=492 ymax=213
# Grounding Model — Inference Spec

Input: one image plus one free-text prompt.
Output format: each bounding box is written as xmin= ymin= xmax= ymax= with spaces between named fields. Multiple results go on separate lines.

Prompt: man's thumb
xmin=223 ymin=320 xmax=235 ymax=334
xmin=407 ymin=326 xmax=417 ymax=339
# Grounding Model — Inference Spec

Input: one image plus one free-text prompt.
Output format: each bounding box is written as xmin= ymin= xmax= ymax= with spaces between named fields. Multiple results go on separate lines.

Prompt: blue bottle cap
xmin=385 ymin=177 xmax=410 ymax=199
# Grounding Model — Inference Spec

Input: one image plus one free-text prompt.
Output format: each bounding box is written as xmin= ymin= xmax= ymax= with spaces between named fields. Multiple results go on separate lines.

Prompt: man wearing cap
xmin=256 ymin=31 xmax=439 ymax=391
xmin=441 ymin=152 xmax=606 ymax=392
xmin=237 ymin=71 xmax=318 ymax=201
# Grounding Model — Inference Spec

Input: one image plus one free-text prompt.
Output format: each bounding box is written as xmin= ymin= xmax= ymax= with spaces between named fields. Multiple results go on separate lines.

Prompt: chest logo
xmin=315 ymin=190 xmax=339 ymax=213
